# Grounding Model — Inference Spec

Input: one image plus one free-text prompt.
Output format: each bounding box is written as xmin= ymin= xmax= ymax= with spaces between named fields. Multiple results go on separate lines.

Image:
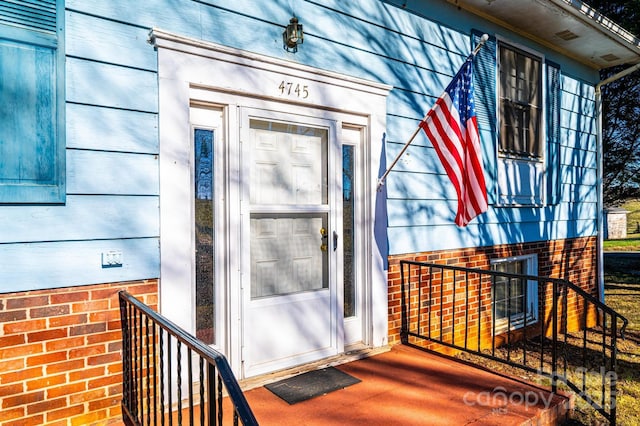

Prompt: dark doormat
xmin=264 ymin=367 xmax=361 ymax=404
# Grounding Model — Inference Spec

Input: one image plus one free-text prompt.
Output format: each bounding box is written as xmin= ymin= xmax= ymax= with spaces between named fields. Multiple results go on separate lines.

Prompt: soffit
xmin=447 ymin=0 xmax=640 ymax=69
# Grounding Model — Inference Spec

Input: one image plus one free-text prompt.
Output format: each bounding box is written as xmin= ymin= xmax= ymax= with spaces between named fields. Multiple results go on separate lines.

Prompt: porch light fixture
xmin=283 ymin=16 xmax=303 ymax=52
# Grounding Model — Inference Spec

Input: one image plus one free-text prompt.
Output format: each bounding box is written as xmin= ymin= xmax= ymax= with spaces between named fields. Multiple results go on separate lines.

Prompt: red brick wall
xmin=387 ymin=236 xmax=598 ymax=347
xmin=0 ymin=280 xmax=158 ymax=426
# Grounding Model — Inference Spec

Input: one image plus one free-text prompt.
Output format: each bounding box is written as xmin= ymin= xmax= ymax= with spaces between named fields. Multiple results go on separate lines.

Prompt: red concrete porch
xmin=242 ymin=345 xmax=571 ymax=425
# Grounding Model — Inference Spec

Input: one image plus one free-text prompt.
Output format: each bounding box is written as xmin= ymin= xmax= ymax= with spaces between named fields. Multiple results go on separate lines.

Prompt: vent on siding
xmin=0 ymin=0 xmax=57 ymax=35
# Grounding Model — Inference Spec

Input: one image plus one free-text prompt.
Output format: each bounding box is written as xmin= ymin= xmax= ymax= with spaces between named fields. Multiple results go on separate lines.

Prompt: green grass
xmin=622 ymin=199 xmax=640 ymax=235
xmin=452 ymin=252 xmax=640 ymax=425
xmin=604 ymin=199 xmax=640 ymax=251
xmin=603 ymin=236 xmax=640 ymax=251
xmin=602 ymin=255 xmax=640 ymax=426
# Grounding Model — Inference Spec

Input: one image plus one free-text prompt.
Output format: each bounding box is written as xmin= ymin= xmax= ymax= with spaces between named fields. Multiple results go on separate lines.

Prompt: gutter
xmin=595 ymin=61 xmax=640 ymax=302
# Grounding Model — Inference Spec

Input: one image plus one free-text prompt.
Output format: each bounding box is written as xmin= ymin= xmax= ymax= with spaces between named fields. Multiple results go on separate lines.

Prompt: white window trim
xmin=189 ymin=106 xmax=226 ymax=351
xmin=490 ymin=253 xmax=539 ymax=333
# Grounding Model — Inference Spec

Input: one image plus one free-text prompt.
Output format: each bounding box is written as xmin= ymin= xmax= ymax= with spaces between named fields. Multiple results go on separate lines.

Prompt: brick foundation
xmin=387 ymin=236 xmax=598 ymax=348
xmin=0 ymin=280 xmax=158 ymax=426
xmin=0 ymin=237 xmax=598 ymax=423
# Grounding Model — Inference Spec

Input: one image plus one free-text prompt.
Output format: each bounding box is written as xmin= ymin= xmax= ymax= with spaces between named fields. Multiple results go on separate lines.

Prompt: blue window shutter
xmin=472 ymin=30 xmax=497 ymax=205
xmin=0 ymin=0 xmax=64 ymax=203
xmin=546 ymin=61 xmax=561 ymax=205
xmin=0 ymin=0 xmax=57 ymax=35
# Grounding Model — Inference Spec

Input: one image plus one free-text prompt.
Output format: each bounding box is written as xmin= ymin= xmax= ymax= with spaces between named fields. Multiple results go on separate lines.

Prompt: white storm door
xmin=241 ymin=109 xmax=339 ymax=378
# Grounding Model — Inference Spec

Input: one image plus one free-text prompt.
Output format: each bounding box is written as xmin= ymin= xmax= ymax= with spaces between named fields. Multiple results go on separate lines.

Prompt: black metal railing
xmin=119 ymin=291 xmax=258 ymax=426
xmin=400 ymin=260 xmax=628 ymax=426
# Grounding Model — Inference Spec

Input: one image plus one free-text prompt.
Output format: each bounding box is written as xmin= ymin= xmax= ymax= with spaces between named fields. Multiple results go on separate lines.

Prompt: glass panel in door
xmin=249 ymin=119 xmax=329 ymax=299
xmin=194 ymin=128 xmax=215 ymax=345
xmin=249 ymin=120 xmax=327 ymax=206
xmin=251 ymin=213 xmax=328 ymax=298
xmin=341 ymin=126 xmax=363 ymax=346
xmin=343 ymin=144 xmax=355 ymax=318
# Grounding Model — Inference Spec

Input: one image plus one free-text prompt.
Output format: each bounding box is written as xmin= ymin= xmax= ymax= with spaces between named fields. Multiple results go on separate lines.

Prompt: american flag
xmin=420 ymin=58 xmax=488 ymax=227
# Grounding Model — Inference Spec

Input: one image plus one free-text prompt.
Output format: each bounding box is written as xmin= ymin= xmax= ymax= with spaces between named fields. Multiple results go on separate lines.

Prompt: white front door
xmin=241 ymin=109 xmax=340 ymax=377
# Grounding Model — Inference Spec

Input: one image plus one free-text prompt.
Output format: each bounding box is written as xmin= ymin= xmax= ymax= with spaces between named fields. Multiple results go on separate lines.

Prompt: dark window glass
xmin=194 ymin=129 xmax=214 ymax=344
xmin=499 ymin=44 xmax=542 ymax=158
xmin=343 ymin=145 xmax=355 ymax=318
xmin=492 ymin=259 xmax=527 ymax=321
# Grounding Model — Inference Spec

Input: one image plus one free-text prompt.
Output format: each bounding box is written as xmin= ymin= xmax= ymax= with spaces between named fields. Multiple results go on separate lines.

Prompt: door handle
xmin=333 ymin=231 xmax=338 ymax=251
xmin=320 ymin=228 xmax=330 ymax=251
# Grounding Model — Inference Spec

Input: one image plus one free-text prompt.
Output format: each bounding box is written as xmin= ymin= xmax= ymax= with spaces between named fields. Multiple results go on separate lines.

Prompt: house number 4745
xmin=278 ymin=81 xmax=309 ymax=99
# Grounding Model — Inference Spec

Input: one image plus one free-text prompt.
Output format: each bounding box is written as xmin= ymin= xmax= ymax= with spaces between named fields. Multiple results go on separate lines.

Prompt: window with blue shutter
xmin=472 ymin=30 xmax=561 ymax=206
xmin=0 ymin=0 xmax=65 ymax=203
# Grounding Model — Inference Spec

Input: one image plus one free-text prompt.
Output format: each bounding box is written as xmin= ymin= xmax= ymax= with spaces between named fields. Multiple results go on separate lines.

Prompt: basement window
xmin=490 ymin=254 xmax=538 ymax=333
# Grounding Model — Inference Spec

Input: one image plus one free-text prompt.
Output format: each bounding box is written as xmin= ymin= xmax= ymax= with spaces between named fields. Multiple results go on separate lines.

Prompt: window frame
xmin=472 ymin=31 xmax=562 ymax=207
xmin=490 ymin=254 xmax=539 ymax=333
xmin=498 ymin=41 xmax=544 ymax=161
xmin=0 ymin=0 xmax=65 ymax=204
xmin=494 ymin=37 xmax=549 ymax=207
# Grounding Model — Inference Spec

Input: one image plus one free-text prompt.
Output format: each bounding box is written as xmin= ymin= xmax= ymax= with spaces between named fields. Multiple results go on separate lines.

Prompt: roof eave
xmin=447 ymin=0 xmax=640 ymax=69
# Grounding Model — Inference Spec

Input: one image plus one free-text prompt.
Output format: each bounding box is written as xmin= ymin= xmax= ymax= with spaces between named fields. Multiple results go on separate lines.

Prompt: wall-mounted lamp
xmin=283 ymin=16 xmax=303 ymax=53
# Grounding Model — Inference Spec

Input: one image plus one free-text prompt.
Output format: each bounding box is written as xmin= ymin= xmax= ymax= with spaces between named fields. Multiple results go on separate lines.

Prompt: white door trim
xmin=155 ymin=29 xmax=390 ymax=378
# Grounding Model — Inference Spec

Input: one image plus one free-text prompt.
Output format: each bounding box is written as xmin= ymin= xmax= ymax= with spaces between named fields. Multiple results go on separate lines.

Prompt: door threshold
xmin=239 ymin=345 xmax=391 ymax=391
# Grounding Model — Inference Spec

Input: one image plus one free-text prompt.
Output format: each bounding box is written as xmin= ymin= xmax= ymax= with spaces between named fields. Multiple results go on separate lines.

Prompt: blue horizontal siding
xmin=562 ymin=90 xmax=595 ymax=118
xmin=66 ymin=104 xmax=158 ymax=153
xmin=562 ymin=109 xmax=597 ymax=134
xmin=562 ymin=76 xmax=595 ymax=99
xmin=0 ymin=0 xmax=605 ymax=291
xmin=66 ymin=11 xmax=157 ymax=71
xmin=66 ymin=0 xmax=201 ymax=38
xmin=387 ymin=88 xmax=447 ymax=122
xmin=67 ymin=0 xmax=465 ymax=92
xmin=388 ymin=218 xmax=597 ymax=255
xmin=386 ymin=171 xmax=458 ymax=201
xmin=200 ymin=0 xmax=469 ymax=56
xmin=0 ymin=238 xmax=159 ymax=292
xmin=562 ymin=183 xmax=597 ymax=203
xmin=67 ymin=150 xmax=159 ymax=195
xmin=388 ymin=199 xmax=597 ymax=227
xmin=561 ymin=165 xmax=597 ymax=186
xmin=385 ymin=142 xmax=443 ymax=175
xmin=0 ymin=195 xmax=158 ymax=243
xmin=561 ymin=145 xmax=596 ymax=168
xmin=562 ymin=128 xmax=596 ymax=153
xmin=66 ymin=57 xmax=158 ymax=112
xmin=0 ymin=4 xmax=164 ymax=291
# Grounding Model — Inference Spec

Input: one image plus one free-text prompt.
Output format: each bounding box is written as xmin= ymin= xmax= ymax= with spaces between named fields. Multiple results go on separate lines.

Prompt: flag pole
xmin=376 ymin=33 xmax=489 ymax=191
xmin=376 ymin=112 xmax=429 ymax=190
